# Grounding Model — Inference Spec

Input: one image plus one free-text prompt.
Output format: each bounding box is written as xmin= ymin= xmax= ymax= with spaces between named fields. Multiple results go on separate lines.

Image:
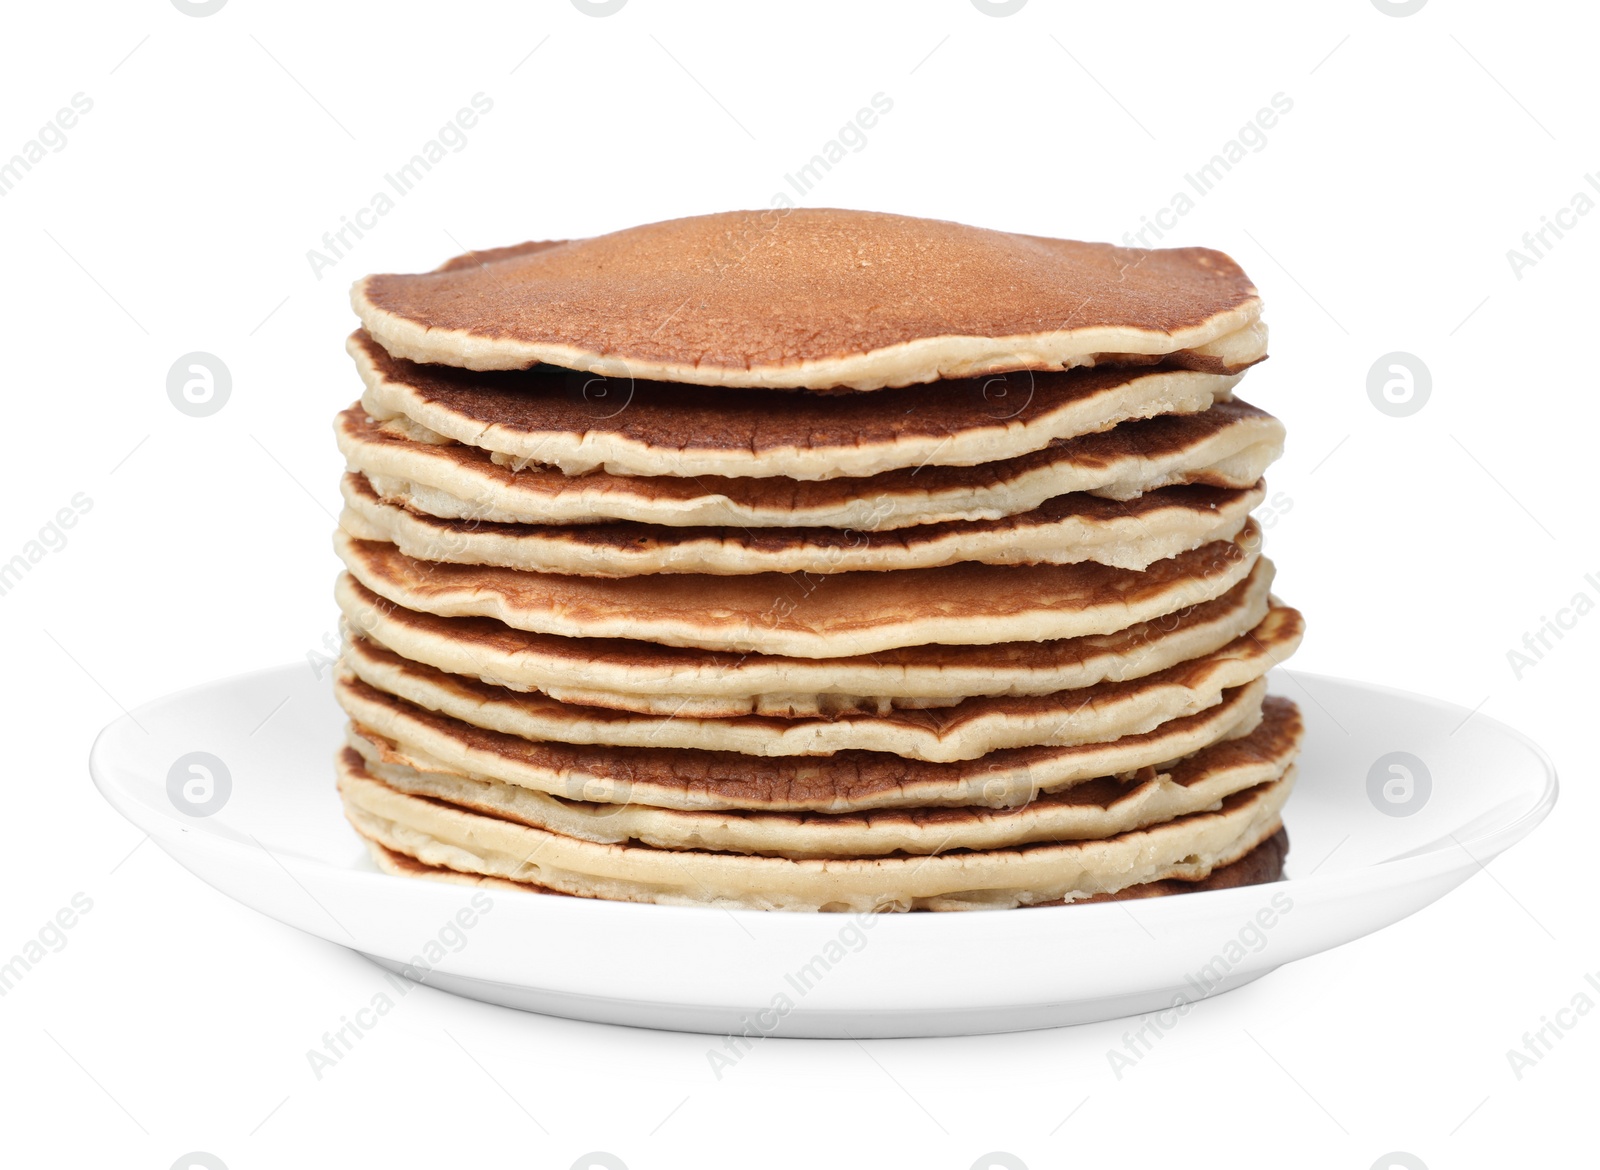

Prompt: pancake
xmin=329 ymin=212 xmax=1301 ymax=917
xmin=351 ymin=210 xmax=1265 ymax=390
xmin=334 ymin=399 xmax=1284 ymax=530
xmin=1060 ymin=825 xmax=1288 ymax=904
xmin=337 ymin=748 xmax=1294 ymax=911
xmin=339 ymin=472 xmax=1264 ymax=576
xmin=332 ymin=558 xmax=1276 ymax=715
xmin=365 ymin=823 xmax=1289 ymax=903
xmin=337 ymin=604 xmax=1301 ymax=761
xmin=344 ymin=697 xmax=1302 ymax=859
xmin=351 ymin=330 xmax=1244 ymax=480
xmin=334 ymin=521 xmax=1261 ymax=658
xmin=333 ymin=674 xmax=1269 ymax=812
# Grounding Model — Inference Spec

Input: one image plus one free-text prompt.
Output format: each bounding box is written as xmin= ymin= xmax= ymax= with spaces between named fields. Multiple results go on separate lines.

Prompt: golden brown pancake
xmin=337 ymin=747 xmax=1293 ymax=911
xmin=350 ymin=330 xmax=1243 ymax=479
xmin=336 ymin=604 xmax=1301 ymax=761
xmin=334 ymin=399 xmax=1284 ymax=530
xmin=344 ymin=697 xmax=1302 ymax=858
xmin=352 ymin=210 xmax=1265 ymax=389
xmin=1064 ymin=825 xmax=1288 ymax=904
xmin=332 ymin=674 xmax=1272 ymax=812
xmin=339 ymin=471 xmax=1263 ymax=576
xmin=331 ymin=558 xmax=1277 ymax=714
xmin=333 ymin=521 xmax=1261 ymax=657
xmin=365 ymin=824 xmax=1288 ymax=902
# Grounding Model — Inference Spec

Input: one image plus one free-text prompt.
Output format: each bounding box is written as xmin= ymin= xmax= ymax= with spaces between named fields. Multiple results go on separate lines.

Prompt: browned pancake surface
xmin=337 ymin=678 xmax=1285 ymax=809
xmin=338 ymin=602 xmax=1299 ymax=751
xmin=334 ymin=397 xmax=1279 ymax=517
xmin=367 ymin=823 xmax=1287 ymax=903
xmin=1068 ymin=825 xmax=1288 ymax=904
xmin=357 ymin=210 xmax=1259 ymax=380
xmin=345 ymin=470 xmax=1259 ymax=559
xmin=351 ymin=331 xmax=1232 ymax=454
xmin=335 ymin=523 xmax=1258 ymax=651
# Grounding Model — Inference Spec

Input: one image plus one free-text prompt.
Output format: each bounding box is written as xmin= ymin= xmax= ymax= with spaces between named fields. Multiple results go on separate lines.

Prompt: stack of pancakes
xmin=329 ymin=210 xmax=1304 ymax=912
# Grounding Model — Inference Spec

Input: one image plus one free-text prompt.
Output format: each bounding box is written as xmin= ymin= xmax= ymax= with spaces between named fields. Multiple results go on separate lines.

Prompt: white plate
xmin=90 ymin=666 xmax=1556 ymax=1038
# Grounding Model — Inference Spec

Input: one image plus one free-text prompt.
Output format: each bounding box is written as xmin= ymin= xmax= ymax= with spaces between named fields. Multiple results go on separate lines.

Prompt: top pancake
xmin=352 ymin=209 xmax=1265 ymax=390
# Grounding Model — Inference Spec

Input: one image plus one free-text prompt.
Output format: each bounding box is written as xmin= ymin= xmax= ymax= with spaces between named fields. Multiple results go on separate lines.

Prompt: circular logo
xmin=170 ymin=0 xmax=228 ymax=16
xmin=1370 ymin=0 xmax=1427 ymax=16
xmin=563 ymin=368 xmax=634 ymax=420
xmin=971 ymin=1155 xmax=1029 ymax=1170
xmin=171 ymin=1155 xmax=228 ymax=1170
xmin=167 ymin=752 xmax=233 ymax=817
xmin=1367 ymin=752 xmax=1431 ymax=817
xmin=570 ymin=0 xmax=628 ymax=15
xmin=570 ymin=1155 xmax=627 ymax=1170
xmin=562 ymin=772 xmax=632 ymax=817
xmin=979 ymin=764 xmax=1035 ymax=810
xmin=976 ymin=366 xmax=1036 ymax=419
xmin=167 ymin=352 xmax=232 ymax=417
xmin=971 ymin=0 xmax=1029 ymax=15
xmin=1370 ymin=1155 xmax=1428 ymax=1170
xmin=1366 ymin=352 xmax=1430 ymax=417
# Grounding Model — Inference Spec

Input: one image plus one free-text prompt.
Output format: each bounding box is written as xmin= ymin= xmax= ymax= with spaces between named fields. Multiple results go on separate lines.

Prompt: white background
xmin=1 ymin=0 xmax=1595 ymax=1166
